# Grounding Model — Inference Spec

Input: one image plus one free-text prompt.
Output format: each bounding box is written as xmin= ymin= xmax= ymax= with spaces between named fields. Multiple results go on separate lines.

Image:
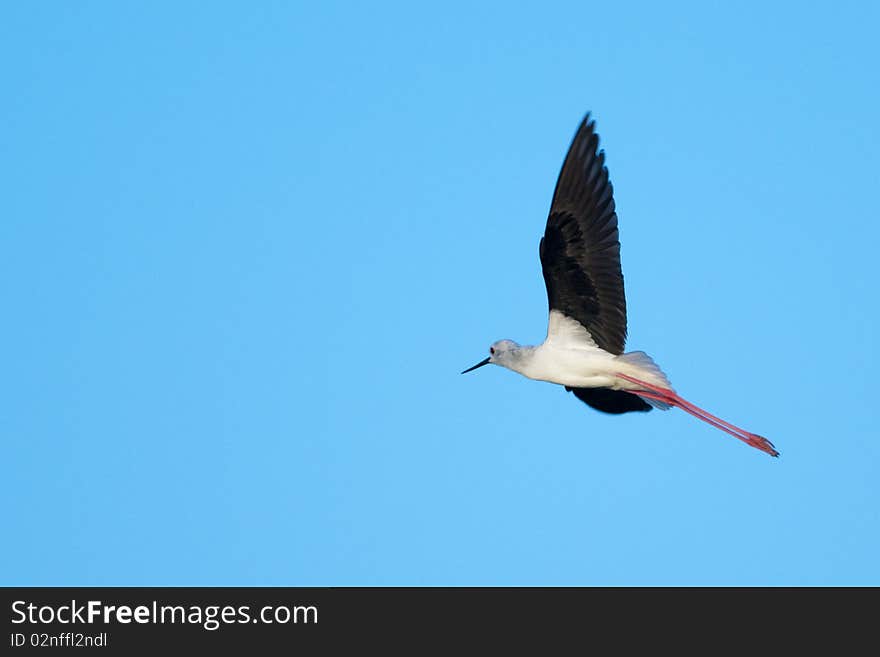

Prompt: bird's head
xmin=461 ymin=339 xmax=521 ymax=374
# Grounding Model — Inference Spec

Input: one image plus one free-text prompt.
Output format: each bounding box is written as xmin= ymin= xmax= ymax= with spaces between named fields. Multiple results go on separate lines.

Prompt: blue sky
xmin=2 ymin=2 xmax=878 ymax=585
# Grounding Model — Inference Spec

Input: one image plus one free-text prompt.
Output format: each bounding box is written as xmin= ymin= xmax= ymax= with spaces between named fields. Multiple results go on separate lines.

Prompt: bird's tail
xmin=615 ymin=351 xmax=673 ymax=410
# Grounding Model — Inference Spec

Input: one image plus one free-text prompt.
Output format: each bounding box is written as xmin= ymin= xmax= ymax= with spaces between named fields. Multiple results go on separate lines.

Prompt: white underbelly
xmin=521 ymin=345 xmax=619 ymax=388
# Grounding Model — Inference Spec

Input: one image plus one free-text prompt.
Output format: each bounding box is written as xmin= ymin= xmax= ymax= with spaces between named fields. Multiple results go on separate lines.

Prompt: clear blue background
xmin=3 ymin=2 xmax=878 ymax=585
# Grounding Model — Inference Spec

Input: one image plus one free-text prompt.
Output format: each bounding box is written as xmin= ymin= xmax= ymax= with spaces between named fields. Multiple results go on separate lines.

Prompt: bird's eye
xmin=489 ymin=347 xmax=495 ymax=355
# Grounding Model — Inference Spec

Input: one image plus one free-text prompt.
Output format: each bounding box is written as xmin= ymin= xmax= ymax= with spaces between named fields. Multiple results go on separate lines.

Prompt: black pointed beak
xmin=461 ymin=357 xmax=491 ymax=374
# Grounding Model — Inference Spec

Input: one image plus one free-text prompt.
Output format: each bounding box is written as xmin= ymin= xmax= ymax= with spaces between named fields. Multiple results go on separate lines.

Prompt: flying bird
xmin=462 ymin=114 xmax=778 ymax=457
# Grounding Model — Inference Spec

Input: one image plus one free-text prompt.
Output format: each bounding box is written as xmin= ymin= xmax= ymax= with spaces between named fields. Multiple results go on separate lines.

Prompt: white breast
xmin=517 ymin=311 xmax=619 ymax=388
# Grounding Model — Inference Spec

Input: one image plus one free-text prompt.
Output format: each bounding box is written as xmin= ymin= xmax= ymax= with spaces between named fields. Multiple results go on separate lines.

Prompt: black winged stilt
xmin=462 ymin=114 xmax=778 ymax=457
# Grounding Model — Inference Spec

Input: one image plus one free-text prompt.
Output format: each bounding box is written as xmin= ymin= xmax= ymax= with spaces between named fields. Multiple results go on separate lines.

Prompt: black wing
xmin=566 ymin=386 xmax=652 ymax=414
xmin=539 ymin=114 xmax=628 ymax=354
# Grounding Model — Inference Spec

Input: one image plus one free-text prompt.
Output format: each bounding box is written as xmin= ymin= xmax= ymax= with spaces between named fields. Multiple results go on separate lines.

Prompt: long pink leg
xmin=630 ymin=381 xmax=756 ymax=438
xmin=616 ymin=373 xmax=756 ymax=439
xmin=617 ymin=373 xmax=779 ymax=457
xmin=633 ymin=389 xmax=751 ymax=440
